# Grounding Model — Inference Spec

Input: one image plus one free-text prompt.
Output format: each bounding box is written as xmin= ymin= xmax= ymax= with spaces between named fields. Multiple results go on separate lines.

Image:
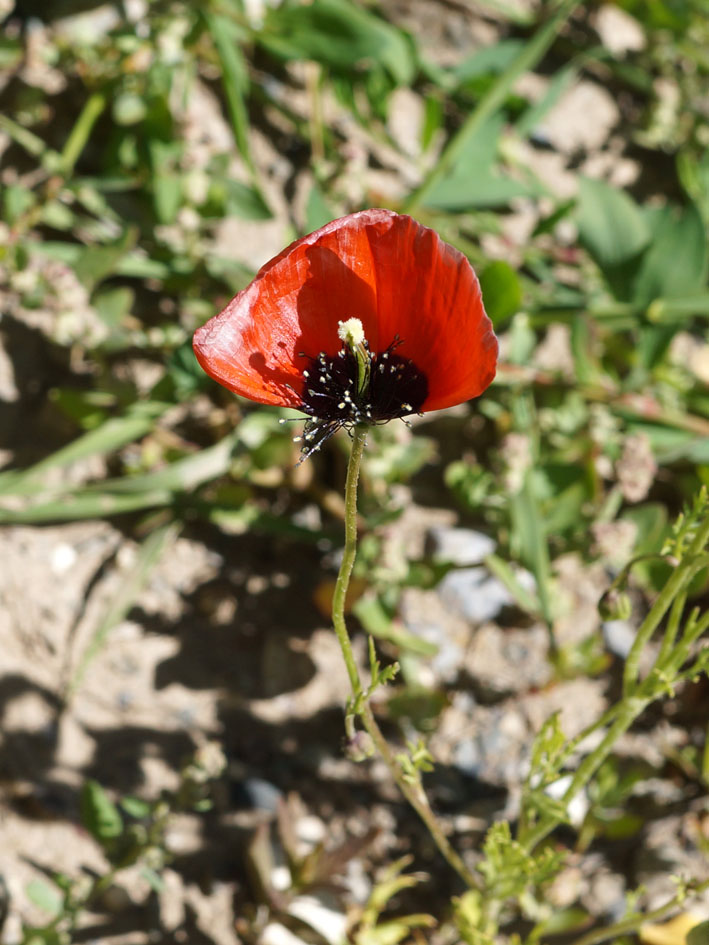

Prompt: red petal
xmin=193 ymin=209 xmax=497 ymax=411
xmin=362 ymin=213 xmax=497 ymax=411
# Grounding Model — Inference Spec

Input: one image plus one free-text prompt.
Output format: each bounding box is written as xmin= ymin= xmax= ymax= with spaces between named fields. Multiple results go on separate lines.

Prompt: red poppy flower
xmin=193 ymin=209 xmax=497 ymax=455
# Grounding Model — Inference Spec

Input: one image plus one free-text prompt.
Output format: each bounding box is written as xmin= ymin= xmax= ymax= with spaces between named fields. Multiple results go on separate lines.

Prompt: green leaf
xmin=406 ymin=0 xmax=582 ymax=212
xmin=0 ymin=35 xmax=22 ymax=68
xmin=0 ymin=433 xmax=239 ymax=524
xmin=678 ymin=148 xmax=709 ymax=225
xmin=26 ymin=879 xmax=62 ymax=916
xmin=509 ymin=470 xmax=553 ymax=627
xmin=21 ymin=929 xmax=65 ymax=945
xmin=223 ymin=179 xmax=272 ymax=220
xmin=454 ymin=39 xmax=524 ymax=83
xmin=149 ymin=141 xmax=182 ymax=224
xmin=421 ymin=94 xmax=443 ymax=151
xmin=353 ymin=595 xmax=437 ymax=657
xmin=687 ymin=919 xmax=709 ymax=945
xmin=479 ymin=260 xmax=522 ymax=325
xmin=259 ymin=0 xmax=415 ymax=84
xmin=81 ymin=780 xmax=123 ymax=844
xmin=0 ymin=400 xmax=170 ymax=497
xmin=72 ymin=228 xmax=137 ymax=290
xmin=3 ymin=184 xmax=36 ymax=224
xmin=205 ymin=13 xmax=256 ymax=173
xmin=112 ymin=91 xmax=147 ymax=126
xmin=485 ymin=553 xmax=541 ymax=616
xmin=425 ymin=115 xmax=538 ymax=209
xmin=631 ymin=203 xmax=707 ymax=305
xmin=577 ymin=177 xmax=650 ymax=274
xmin=120 ymin=796 xmax=152 ymax=818
xmin=533 ymin=907 xmax=589 ymax=936
xmin=516 ymin=61 xmax=576 ymax=138
xmin=305 ymin=181 xmax=336 ymax=231
xmin=94 ymin=286 xmax=135 ymax=331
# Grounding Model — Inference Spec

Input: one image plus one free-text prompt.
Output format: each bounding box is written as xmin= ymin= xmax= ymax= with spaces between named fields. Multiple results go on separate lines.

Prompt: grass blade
xmin=65 ymin=520 xmax=181 ymax=701
xmin=0 ymin=402 xmax=171 ymax=497
xmin=404 ymin=0 xmax=581 ymax=213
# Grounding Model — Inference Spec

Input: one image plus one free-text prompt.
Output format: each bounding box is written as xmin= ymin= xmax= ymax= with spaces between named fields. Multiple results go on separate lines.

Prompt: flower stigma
xmin=338 ymin=318 xmax=370 ymax=395
xmin=291 ymin=321 xmax=429 ymax=461
xmin=337 ymin=317 xmax=365 ymax=347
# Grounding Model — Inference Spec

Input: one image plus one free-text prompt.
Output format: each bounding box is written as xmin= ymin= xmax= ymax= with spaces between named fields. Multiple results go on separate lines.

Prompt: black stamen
xmin=294 ymin=336 xmax=428 ymax=460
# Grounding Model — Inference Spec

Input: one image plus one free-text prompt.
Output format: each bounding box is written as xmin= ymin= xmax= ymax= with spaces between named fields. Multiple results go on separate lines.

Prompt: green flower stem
xmin=567 ymin=878 xmax=709 ymax=945
xmin=331 ymin=425 xmax=369 ymax=700
xmin=332 ymin=424 xmax=478 ymax=890
xmin=623 ymin=512 xmax=709 ymax=697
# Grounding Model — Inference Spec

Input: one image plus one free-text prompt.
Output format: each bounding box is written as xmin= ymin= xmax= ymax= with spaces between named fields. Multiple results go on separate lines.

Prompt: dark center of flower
xmin=293 ymin=335 xmax=428 ymax=458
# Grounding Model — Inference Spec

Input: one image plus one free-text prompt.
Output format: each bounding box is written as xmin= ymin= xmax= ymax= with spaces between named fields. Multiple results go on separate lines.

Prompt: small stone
xmin=438 ymin=567 xmax=512 ymax=623
xmin=427 ymin=526 xmax=495 ymax=566
xmin=239 ymin=777 xmax=282 ymax=814
xmin=603 ymin=620 xmax=636 ymax=658
xmin=50 ymin=543 xmax=77 ymax=575
xmin=288 ymin=894 xmax=348 ymax=945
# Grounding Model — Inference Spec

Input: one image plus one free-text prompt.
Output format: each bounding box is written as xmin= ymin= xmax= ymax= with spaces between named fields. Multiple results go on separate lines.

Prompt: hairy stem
xmin=332 ymin=425 xmax=477 ymax=890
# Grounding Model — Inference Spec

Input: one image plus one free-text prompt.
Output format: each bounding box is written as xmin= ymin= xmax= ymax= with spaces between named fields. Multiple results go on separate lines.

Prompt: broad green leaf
xmin=631 ymin=203 xmax=707 ymax=305
xmin=81 ymin=780 xmax=123 ymax=844
xmin=616 ymin=0 xmax=690 ymax=31
xmin=120 ymin=796 xmax=152 ymax=818
xmin=479 ymin=260 xmax=522 ymax=325
xmin=516 ymin=61 xmax=577 ymax=138
xmin=578 ymin=177 xmax=650 ymax=286
xmin=420 ymin=94 xmax=443 ymax=151
xmin=32 ymin=240 xmax=172 ymax=280
xmin=3 ymin=184 xmax=35 ymax=224
xmin=26 ymin=879 xmax=62 ymax=916
xmin=577 ymin=176 xmax=650 ymax=273
xmin=224 ymin=179 xmax=272 ymax=220
xmin=94 ymin=286 xmax=135 ymax=331
xmin=678 ymin=148 xmax=709 ymax=224
xmin=305 ymin=182 xmax=336 ymax=231
xmin=72 ymin=228 xmax=137 ymax=290
xmin=485 ymin=553 xmax=541 ymax=616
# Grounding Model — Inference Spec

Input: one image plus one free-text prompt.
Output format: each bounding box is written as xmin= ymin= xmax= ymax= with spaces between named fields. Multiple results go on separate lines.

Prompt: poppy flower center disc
xmin=297 ymin=333 xmax=428 ymax=453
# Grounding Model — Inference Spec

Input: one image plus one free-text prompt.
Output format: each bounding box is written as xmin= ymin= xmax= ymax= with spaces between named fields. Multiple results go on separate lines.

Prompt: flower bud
xmin=599 ymin=587 xmax=632 ymax=622
xmin=345 ymin=731 xmax=375 ymax=762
